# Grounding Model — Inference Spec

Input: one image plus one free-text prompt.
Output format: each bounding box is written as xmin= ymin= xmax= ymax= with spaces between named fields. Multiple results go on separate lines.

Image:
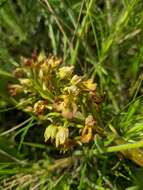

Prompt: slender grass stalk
xmin=107 ymin=141 xmax=143 ymax=153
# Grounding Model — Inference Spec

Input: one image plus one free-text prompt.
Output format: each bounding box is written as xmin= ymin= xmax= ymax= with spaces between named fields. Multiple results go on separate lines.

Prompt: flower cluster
xmin=8 ymin=52 xmax=102 ymax=151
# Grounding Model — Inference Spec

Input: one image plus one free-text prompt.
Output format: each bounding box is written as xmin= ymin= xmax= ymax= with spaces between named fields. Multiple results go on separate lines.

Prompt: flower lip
xmin=34 ymin=100 xmax=47 ymax=115
xmin=81 ymin=125 xmax=93 ymax=143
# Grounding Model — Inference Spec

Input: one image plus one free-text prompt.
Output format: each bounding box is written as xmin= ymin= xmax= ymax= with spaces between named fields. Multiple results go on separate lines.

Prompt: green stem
xmin=106 ymin=140 xmax=143 ymax=153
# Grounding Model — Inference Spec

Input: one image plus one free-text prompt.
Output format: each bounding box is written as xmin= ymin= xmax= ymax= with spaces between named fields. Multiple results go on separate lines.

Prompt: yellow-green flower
xmin=81 ymin=79 xmax=97 ymax=91
xmin=48 ymin=55 xmax=62 ymax=68
xmin=44 ymin=124 xmax=58 ymax=142
xmin=19 ymin=78 xmax=32 ymax=87
xmin=55 ymin=127 xmax=69 ymax=147
xmin=34 ymin=100 xmax=47 ymax=115
xmin=61 ymin=102 xmax=78 ymax=119
xmin=58 ymin=66 xmax=74 ymax=79
xmin=53 ymin=95 xmax=78 ymax=119
xmin=71 ymin=75 xmax=82 ymax=85
xmin=63 ymin=85 xmax=79 ymax=96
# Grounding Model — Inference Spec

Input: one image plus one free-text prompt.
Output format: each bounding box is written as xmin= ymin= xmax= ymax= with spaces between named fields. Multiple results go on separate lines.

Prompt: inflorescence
xmin=8 ymin=52 xmax=102 ymax=151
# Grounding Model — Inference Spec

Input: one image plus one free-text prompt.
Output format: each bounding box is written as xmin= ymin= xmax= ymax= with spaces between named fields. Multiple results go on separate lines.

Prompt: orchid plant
xmin=8 ymin=52 xmax=102 ymax=152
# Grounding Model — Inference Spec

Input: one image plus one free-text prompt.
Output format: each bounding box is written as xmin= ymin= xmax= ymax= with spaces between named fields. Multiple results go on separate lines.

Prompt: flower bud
xmin=13 ymin=68 xmax=25 ymax=78
xmin=37 ymin=52 xmax=46 ymax=63
xmin=85 ymin=115 xmax=96 ymax=127
xmin=39 ymin=61 xmax=50 ymax=78
xmin=8 ymin=84 xmax=23 ymax=96
xmin=21 ymin=57 xmax=33 ymax=67
xmin=31 ymin=50 xmax=38 ymax=62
